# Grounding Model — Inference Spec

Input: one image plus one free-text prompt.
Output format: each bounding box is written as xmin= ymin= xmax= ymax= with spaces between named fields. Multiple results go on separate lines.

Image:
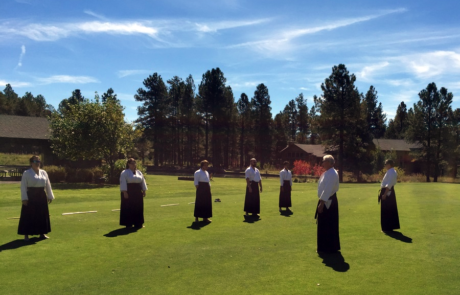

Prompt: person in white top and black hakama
xmin=244 ymin=158 xmax=263 ymax=216
xmin=193 ymin=160 xmax=212 ymax=223
xmin=379 ymin=159 xmax=400 ymax=232
xmin=279 ymin=161 xmax=293 ymax=211
xmin=119 ymin=158 xmax=148 ymax=229
xmin=315 ymin=155 xmax=340 ymax=253
xmin=18 ymin=155 xmax=54 ymax=241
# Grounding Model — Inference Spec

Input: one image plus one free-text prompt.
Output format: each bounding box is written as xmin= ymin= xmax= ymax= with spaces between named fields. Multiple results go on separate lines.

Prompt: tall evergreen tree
xmin=237 ymin=93 xmax=252 ymax=168
xmin=135 ymin=73 xmax=169 ymax=166
xmin=318 ymin=64 xmax=361 ymax=182
xmin=385 ymin=102 xmax=408 ymax=139
xmin=251 ymin=83 xmax=273 ymax=166
xmin=364 ymin=86 xmax=386 ymax=138
xmin=295 ymin=93 xmax=309 ymax=143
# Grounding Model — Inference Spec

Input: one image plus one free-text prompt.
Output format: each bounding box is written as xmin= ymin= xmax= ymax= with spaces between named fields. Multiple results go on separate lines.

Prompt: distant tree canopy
xmin=6 ymin=65 xmax=460 ymax=181
xmin=0 ymin=84 xmax=54 ymax=117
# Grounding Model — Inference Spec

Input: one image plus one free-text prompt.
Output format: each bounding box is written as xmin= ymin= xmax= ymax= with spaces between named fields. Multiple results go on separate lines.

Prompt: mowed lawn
xmin=1 ymin=176 xmax=459 ymax=295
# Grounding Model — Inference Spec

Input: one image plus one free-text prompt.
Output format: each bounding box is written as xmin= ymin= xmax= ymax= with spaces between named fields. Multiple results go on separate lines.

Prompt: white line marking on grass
xmin=161 ymin=204 xmax=179 ymax=207
xmin=62 ymin=211 xmax=97 ymax=216
xmin=188 ymin=202 xmax=195 ymax=204
xmin=111 ymin=209 xmax=120 ymax=211
xmin=7 ymin=217 xmax=20 ymax=220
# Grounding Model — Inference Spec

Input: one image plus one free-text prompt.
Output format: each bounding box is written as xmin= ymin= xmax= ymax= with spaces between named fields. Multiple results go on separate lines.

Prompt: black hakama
xmin=380 ymin=188 xmax=400 ymax=231
xmin=279 ymin=180 xmax=292 ymax=208
xmin=120 ymin=183 xmax=144 ymax=227
xmin=315 ymin=194 xmax=340 ymax=253
xmin=244 ymin=181 xmax=260 ymax=214
xmin=18 ymin=187 xmax=51 ymax=235
xmin=194 ymin=182 xmax=212 ymax=218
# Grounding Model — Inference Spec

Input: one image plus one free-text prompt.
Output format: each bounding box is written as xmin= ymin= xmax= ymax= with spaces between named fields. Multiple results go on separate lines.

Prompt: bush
xmin=103 ymin=159 xmax=147 ymax=184
xmin=65 ymin=168 xmax=94 ymax=183
xmin=90 ymin=167 xmax=104 ymax=181
xmin=44 ymin=166 xmax=67 ymax=183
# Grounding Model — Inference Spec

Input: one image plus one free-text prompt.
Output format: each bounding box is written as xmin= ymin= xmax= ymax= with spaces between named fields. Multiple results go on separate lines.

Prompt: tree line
xmin=2 ymin=63 xmax=459 ymax=182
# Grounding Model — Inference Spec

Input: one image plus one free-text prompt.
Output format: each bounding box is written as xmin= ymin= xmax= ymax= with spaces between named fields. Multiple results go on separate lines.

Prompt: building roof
xmin=373 ymin=139 xmax=420 ymax=151
xmin=280 ymin=143 xmax=328 ymax=158
xmin=0 ymin=115 xmax=50 ymax=140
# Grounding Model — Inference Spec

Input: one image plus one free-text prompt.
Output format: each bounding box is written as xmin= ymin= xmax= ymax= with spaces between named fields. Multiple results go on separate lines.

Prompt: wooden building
xmin=279 ymin=142 xmax=333 ymax=166
xmin=373 ymin=139 xmax=421 ymax=172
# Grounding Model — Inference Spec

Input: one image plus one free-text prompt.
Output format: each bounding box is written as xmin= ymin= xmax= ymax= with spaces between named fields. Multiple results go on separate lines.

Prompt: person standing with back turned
xmin=315 ymin=155 xmax=340 ymax=253
xmin=193 ymin=160 xmax=212 ymax=223
xmin=379 ymin=159 xmax=400 ymax=233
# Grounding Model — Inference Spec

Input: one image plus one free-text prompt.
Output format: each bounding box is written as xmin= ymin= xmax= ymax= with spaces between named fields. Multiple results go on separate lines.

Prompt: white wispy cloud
xmin=17 ymin=45 xmax=26 ymax=67
xmin=36 ymin=75 xmax=99 ymax=84
xmin=194 ymin=19 xmax=269 ymax=33
xmin=0 ymin=79 xmax=31 ymax=88
xmin=117 ymin=70 xmax=152 ymax=78
xmin=84 ymin=10 xmax=108 ymax=20
xmin=396 ymin=51 xmax=460 ymax=79
xmin=228 ymin=8 xmax=407 ymax=55
xmin=358 ymin=62 xmax=389 ymax=81
xmin=117 ymin=93 xmax=136 ymax=101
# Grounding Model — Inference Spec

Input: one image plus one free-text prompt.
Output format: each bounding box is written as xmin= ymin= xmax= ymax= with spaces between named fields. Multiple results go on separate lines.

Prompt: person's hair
xmin=29 ymin=155 xmax=40 ymax=164
xmin=126 ymin=158 xmax=136 ymax=169
xmin=323 ymin=155 xmax=335 ymax=165
xmin=201 ymin=160 xmax=209 ymax=168
xmin=385 ymin=159 xmax=394 ymax=167
xmin=283 ymin=161 xmax=289 ymax=165
xmin=250 ymin=158 xmax=256 ymax=162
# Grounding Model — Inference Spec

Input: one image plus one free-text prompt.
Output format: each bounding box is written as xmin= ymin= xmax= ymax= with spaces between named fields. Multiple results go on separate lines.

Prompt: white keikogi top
xmin=20 ymin=168 xmax=54 ymax=201
xmin=280 ymin=169 xmax=293 ymax=186
xmin=245 ymin=166 xmax=261 ymax=182
xmin=317 ymin=168 xmax=339 ymax=209
xmin=381 ymin=168 xmax=397 ymax=189
xmin=120 ymin=169 xmax=148 ymax=191
xmin=194 ymin=168 xmax=211 ymax=186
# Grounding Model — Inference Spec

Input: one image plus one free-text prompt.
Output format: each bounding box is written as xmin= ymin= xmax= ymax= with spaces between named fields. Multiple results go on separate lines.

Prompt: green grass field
xmin=1 ymin=176 xmax=459 ymax=295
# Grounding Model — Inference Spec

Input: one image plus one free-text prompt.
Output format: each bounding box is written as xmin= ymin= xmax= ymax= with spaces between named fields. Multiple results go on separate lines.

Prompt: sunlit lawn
xmin=0 ymin=176 xmax=459 ymax=294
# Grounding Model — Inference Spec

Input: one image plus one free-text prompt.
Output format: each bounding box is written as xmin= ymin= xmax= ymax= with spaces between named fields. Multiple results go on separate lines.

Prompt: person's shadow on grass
xmin=187 ymin=221 xmax=211 ymax=230
xmin=384 ymin=231 xmax=412 ymax=243
xmin=243 ymin=214 xmax=261 ymax=223
xmin=280 ymin=209 xmax=293 ymax=217
xmin=104 ymin=227 xmax=139 ymax=238
xmin=0 ymin=238 xmax=44 ymax=252
xmin=318 ymin=251 xmax=350 ymax=272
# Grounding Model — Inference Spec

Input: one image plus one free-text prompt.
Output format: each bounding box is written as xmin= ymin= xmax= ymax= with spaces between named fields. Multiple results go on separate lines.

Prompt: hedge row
xmin=45 ymin=166 xmax=104 ymax=183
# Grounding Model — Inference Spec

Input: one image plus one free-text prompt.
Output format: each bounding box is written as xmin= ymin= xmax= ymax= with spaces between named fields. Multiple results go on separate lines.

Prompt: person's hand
xmin=123 ymin=191 xmax=129 ymax=199
xmin=248 ymin=186 xmax=252 ymax=193
xmin=142 ymin=191 xmax=146 ymax=198
xmin=22 ymin=200 xmax=28 ymax=206
xmin=48 ymin=199 xmax=52 ymax=204
xmin=260 ymin=187 xmax=263 ymax=193
xmin=318 ymin=202 xmax=324 ymax=214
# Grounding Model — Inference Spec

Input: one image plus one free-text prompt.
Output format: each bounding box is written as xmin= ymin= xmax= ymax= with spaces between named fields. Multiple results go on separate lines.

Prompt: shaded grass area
xmin=0 ymin=176 xmax=459 ymax=294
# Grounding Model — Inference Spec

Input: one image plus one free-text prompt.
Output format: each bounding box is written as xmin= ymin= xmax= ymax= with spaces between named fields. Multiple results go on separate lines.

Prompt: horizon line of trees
xmin=1 ymin=64 xmax=459 ymax=182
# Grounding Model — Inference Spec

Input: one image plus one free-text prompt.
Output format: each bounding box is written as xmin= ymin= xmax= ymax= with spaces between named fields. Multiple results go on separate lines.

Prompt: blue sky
xmin=1 ymin=0 xmax=460 ymax=122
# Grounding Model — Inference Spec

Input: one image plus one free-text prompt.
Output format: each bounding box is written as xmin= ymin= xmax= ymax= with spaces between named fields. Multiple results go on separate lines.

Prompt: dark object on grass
xmin=0 ymin=238 xmax=44 ymax=252
xmin=280 ymin=209 xmax=293 ymax=217
xmin=214 ymin=198 xmax=221 ymax=202
xmin=104 ymin=227 xmax=138 ymax=238
xmin=384 ymin=231 xmax=412 ymax=243
xmin=318 ymin=251 xmax=350 ymax=272
xmin=187 ymin=221 xmax=211 ymax=230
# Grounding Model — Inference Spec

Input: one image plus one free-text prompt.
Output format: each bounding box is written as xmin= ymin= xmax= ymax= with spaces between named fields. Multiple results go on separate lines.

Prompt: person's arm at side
xmin=141 ymin=172 xmax=147 ymax=197
xmin=44 ymin=171 xmax=54 ymax=204
xmin=290 ymin=172 xmax=293 ymax=190
xmin=280 ymin=171 xmax=284 ymax=192
xmin=20 ymin=171 xmax=28 ymax=206
xmin=259 ymin=179 xmax=263 ymax=193
xmin=194 ymin=172 xmax=199 ymax=190
xmin=120 ymin=171 xmax=128 ymax=199
xmin=246 ymin=178 xmax=252 ymax=193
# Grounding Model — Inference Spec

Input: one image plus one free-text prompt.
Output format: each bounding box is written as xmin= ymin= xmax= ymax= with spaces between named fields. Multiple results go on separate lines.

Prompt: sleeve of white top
xmin=20 ymin=170 xmax=29 ymax=201
xmin=140 ymin=172 xmax=148 ymax=191
xmin=44 ymin=171 xmax=55 ymax=200
xmin=279 ymin=171 xmax=284 ymax=186
xmin=245 ymin=169 xmax=250 ymax=180
xmin=120 ymin=170 xmax=128 ymax=191
xmin=319 ymin=173 xmax=334 ymax=202
xmin=194 ymin=171 xmax=199 ymax=186
xmin=386 ymin=170 xmax=397 ymax=189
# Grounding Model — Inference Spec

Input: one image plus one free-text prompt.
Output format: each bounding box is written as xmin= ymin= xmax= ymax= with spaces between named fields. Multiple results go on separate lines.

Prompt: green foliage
xmin=385 ymin=102 xmax=408 ymax=139
xmin=251 ymin=83 xmax=273 ymax=166
xmin=0 ymin=153 xmax=32 ymax=165
xmin=103 ymin=159 xmax=147 ymax=184
xmin=364 ymin=86 xmax=386 ymax=138
xmin=44 ymin=165 xmax=67 ymax=183
xmin=0 ymin=84 xmax=52 ymax=117
xmin=50 ymin=90 xmax=134 ymax=181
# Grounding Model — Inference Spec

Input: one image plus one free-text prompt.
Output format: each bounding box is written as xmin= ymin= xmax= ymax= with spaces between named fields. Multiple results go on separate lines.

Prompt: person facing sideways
xmin=244 ymin=158 xmax=263 ymax=217
xmin=193 ymin=160 xmax=212 ymax=223
xmin=379 ymin=159 xmax=400 ymax=233
xmin=18 ymin=155 xmax=54 ymax=241
xmin=119 ymin=158 xmax=148 ymax=229
xmin=315 ymin=155 xmax=340 ymax=254
xmin=279 ymin=161 xmax=293 ymax=212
